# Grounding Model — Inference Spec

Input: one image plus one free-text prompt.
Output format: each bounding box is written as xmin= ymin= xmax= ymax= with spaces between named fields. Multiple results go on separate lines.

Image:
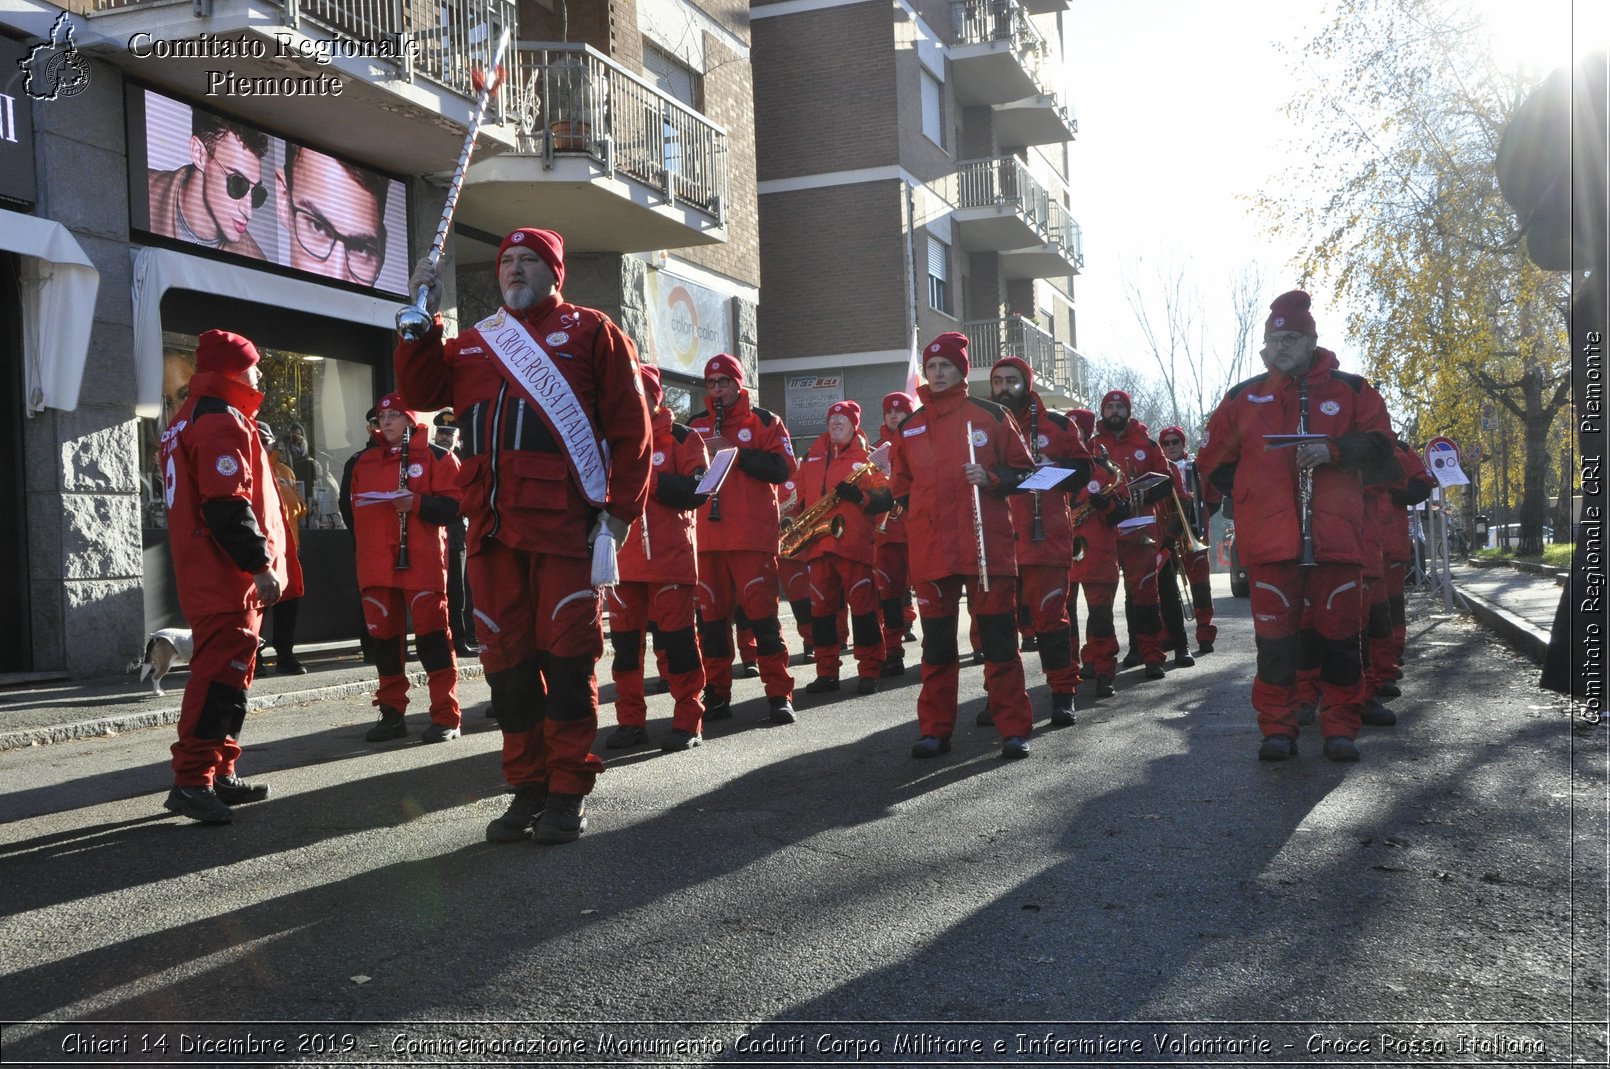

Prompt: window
xmin=927 ymin=236 xmax=951 ymax=314
xmin=920 ymin=69 xmax=944 ymax=147
xmin=643 ymin=42 xmax=698 ymax=108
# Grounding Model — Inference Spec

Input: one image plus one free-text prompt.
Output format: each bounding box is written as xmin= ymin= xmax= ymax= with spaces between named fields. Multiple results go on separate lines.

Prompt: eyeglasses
xmin=1161 ymin=439 xmax=1184 ymax=447
xmin=225 ymin=171 xmax=268 ymax=209
xmin=290 ymin=205 xmax=386 ymax=286
xmin=704 ymin=377 xmax=735 ymax=389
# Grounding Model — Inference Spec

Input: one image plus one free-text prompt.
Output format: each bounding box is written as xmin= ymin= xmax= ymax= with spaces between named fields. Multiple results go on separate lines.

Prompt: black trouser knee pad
xmin=1131 ymin=603 xmax=1162 ymax=636
xmin=1037 ymin=626 xmax=1073 ymax=671
xmin=922 ymin=617 xmax=959 ymax=667
xmin=733 ymin=606 xmax=751 ymax=631
xmin=749 ymin=614 xmax=786 ymax=656
xmin=417 ymin=629 xmax=453 ymax=673
xmin=789 ymin=598 xmax=813 ymax=629
xmin=662 ymin=627 xmax=701 ymax=674
xmin=197 ymin=680 xmax=248 ymax=740
xmin=978 ymin=613 xmax=1018 ymax=663
xmin=1087 ymin=603 xmax=1114 ymax=638
xmin=489 ymin=657 xmax=544 ymax=733
xmin=540 ymin=652 xmax=596 ymax=723
xmin=1256 ymin=634 xmax=1300 ymax=688
xmin=1320 ymin=632 xmax=1364 ymax=688
xmin=881 ymin=598 xmax=902 ymax=630
xmin=1367 ymin=600 xmax=1392 ymax=640
xmin=812 ymin=612 xmax=839 ymax=651
xmin=611 ymin=629 xmax=643 ymax=673
xmin=699 ymin=619 xmax=733 ymax=660
xmin=1388 ymin=593 xmax=1406 ymax=629
xmin=1297 ymin=627 xmax=1322 ymax=673
xmin=851 ymin=612 xmax=881 ymax=649
xmin=374 ymin=634 xmax=406 ymax=677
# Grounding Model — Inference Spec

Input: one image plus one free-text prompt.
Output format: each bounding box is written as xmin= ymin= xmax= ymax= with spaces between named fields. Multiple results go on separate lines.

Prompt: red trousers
xmin=1363 ymin=573 xmax=1394 ymax=692
xmin=914 ymin=575 xmax=1032 ymax=740
xmin=697 ymin=550 xmax=794 ymax=700
xmin=1116 ymin=536 xmax=1168 ymax=664
xmin=171 ymin=608 xmax=262 ymax=787
xmin=361 ymin=586 xmax=459 ymax=726
xmin=874 ymin=541 xmax=914 ymax=658
xmin=808 ymin=554 xmax=883 ymax=680
xmin=1182 ymin=547 xmax=1218 ymax=646
xmin=469 ymin=543 xmax=606 ymax=796
xmin=607 ymin=581 xmax=704 ymax=733
xmin=778 ymin=555 xmax=814 ymax=646
xmin=1247 ymin=560 xmax=1367 ymax=740
xmin=1020 ymin=563 xmax=1079 ymax=694
xmin=1385 ymin=559 xmax=1408 ymax=679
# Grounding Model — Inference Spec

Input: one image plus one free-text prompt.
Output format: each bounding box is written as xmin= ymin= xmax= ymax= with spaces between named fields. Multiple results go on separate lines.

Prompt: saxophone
xmin=779 ymin=454 xmax=886 ymax=559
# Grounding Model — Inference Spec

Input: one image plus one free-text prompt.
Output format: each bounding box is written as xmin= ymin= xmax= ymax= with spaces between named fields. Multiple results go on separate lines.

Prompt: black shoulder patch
xmin=193 ymin=395 xmax=239 ymax=421
xmin=428 ymin=442 xmax=450 ymax=460
xmin=671 ymin=422 xmax=692 ymax=444
xmin=896 ymin=410 xmax=918 ymax=431
xmin=1330 ymin=370 xmax=1368 ymax=394
xmin=1044 ymin=410 xmax=1072 ymax=430
xmin=1224 ymin=373 xmax=1271 ymax=401
xmin=752 ymin=406 xmax=777 ymax=426
xmin=967 ymin=396 xmax=1010 ymax=422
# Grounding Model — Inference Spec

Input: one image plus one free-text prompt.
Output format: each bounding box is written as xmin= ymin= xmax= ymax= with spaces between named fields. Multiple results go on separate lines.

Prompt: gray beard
xmin=503 ymin=284 xmax=537 ymax=310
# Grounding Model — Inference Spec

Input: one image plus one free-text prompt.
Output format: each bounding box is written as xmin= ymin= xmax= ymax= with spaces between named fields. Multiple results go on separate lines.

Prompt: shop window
xmin=140 ymin=332 xmax=376 ymax=533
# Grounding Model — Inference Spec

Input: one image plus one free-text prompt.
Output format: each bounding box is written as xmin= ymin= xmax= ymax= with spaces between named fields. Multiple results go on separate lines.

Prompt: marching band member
xmin=605 ymin=364 xmax=711 ymax=753
xmin=889 ymin=333 xmax=1038 ymax=760
xmin=990 ymin=357 xmax=1092 ymax=726
xmin=794 ymin=401 xmax=892 ymax=695
xmin=1067 ymin=408 xmax=1122 ymax=699
xmin=1088 ymin=390 xmax=1176 ymax=681
xmin=398 ymin=226 xmax=653 ymax=845
xmin=776 ymin=478 xmax=817 ymax=661
xmin=873 ymin=392 xmax=918 ymax=677
xmin=1158 ymin=426 xmax=1220 ymax=655
xmin=689 ymin=354 xmax=799 ymax=724
xmin=1381 ymin=438 xmax=1435 ymax=696
xmin=1199 ymin=289 xmax=1398 ymax=763
xmin=347 ymin=392 xmax=464 ymax=745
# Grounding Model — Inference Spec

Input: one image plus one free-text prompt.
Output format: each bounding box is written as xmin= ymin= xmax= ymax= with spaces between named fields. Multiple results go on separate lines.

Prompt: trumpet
xmin=779 ymin=455 xmax=886 ymax=559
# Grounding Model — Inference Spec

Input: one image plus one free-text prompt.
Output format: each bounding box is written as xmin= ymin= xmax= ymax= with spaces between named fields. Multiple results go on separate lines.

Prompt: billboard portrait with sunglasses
xmin=132 ymin=88 xmax=409 ymax=295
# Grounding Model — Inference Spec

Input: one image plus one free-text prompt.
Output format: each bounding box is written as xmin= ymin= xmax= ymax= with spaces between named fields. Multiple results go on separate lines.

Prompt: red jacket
xmin=619 ymin=408 xmax=709 ymax=584
xmin=1199 ymin=348 xmax=1397 ymax=566
xmin=393 ymin=294 xmax=652 ymax=559
xmin=1004 ymin=395 xmax=1091 ymax=568
xmin=795 ymin=431 xmax=883 ymax=566
xmin=159 ymin=371 xmax=290 ymax=618
xmin=1382 ymin=440 xmax=1434 ymax=562
xmin=348 ymin=420 xmax=463 ymax=592
xmin=873 ymin=425 xmax=908 ymax=546
xmin=889 ymin=383 xmax=1034 ymax=583
xmin=689 ymin=391 xmax=796 ymax=553
xmin=1088 ymin=416 xmax=1173 ymax=540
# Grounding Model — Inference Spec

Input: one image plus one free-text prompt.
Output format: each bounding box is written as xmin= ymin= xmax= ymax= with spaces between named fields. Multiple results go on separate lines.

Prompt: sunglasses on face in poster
xmin=225 ymin=170 xmax=269 ymax=209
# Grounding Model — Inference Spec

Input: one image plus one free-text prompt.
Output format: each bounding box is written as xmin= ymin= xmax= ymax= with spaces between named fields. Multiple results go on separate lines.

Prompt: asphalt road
xmin=0 ymin=578 xmax=1604 ymax=1068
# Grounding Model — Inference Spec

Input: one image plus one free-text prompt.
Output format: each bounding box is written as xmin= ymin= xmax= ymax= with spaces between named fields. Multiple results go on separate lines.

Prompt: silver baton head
xmin=396 ymin=303 xmax=433 ymax=341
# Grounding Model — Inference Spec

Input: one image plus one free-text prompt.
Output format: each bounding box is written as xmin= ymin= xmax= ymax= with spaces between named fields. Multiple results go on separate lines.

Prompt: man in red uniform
xmin=1067 ymin=408 xmax=1122 ymax=699
xmin=1381 ymin=438 xmax=1434 ymax=695
xmin=605 ymin=364 xmax=710 ymax=753
xmin=989 ymin=357 xmax=1092 ymax=726
xmin=794 ymin=401 xmax=891 ymax=696
xmin=873 ymin=392 xmax=917 ymax=677
xmin=1088 ymin=390 xmax=1175 ymax=680
xmin=347 ymin=392 xmax=464 ymax=743
xmin=688 ymin=354 xmax=798 ymax=723
xmin=397 ymin=228 xmax=652 ymax=844
xmin=159 ymin=330 xmax=289 ymax=824
xmin=1199 ymin=289 xmax=1398 ymax=762
xmin=889 ymin=333 xmax=1038 ymax=760
xmin=1158 ymin=426 xmax=1219 ymax=655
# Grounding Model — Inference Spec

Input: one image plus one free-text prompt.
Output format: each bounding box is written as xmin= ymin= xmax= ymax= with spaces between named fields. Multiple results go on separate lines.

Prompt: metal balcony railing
xmin=956 ymin=157 xmax=1084 ymax=271
xmin=1048 ymin=202 xmax=1084 ymax=271
xmin=91 ymin=0 xmax=517 ymax=103
xmin=509 ymin=43 xmax=728 ymax=223
xmin=1057 ymin=342 xmax=1089 ymax=403
xmin=963 ymin=315 xmax=1069 ymax=395
xmin=949 ymin=0 xmax=1052 ymax=85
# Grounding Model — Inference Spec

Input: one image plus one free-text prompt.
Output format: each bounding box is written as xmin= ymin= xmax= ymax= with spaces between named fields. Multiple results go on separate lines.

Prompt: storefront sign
xmin=643 ymin=269 xmax=732 ymax=376
xmin=0 ymin=38 xmax=39 ymax=208
xmin=786 ymin=374 xmax=843 ymax=430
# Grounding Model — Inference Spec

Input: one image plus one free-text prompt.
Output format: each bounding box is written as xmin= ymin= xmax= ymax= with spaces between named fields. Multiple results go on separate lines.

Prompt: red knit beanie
xmin=704 ymin=353 xmax=745 ymax=385
xmin=827 ymin=400 xmax=861 ymax=429
xmin=497 ymin=228 xmax=566 ymax=291
xmin=376 ymin=391 xmax=414 ymax=421
xmin=195 ymin=330 xmax=260 ymax=375
xmin=1158 ymin=425 xmax=1187 ymax=445
xmin=639 ymin=364 xmax=664 ymax=406
xmin=991 ymin=355 xmax=1033 ymax=388
xmin=1101 ymin=389 xmax=1132 ymax=412
xmin=1069 ymin=408 xmax=1096 ymax=439
xmin=923 ymin=332 xmax=969 ymax=378
xmin=1265 ymin=289 xmax=1317 ymax=336
xmin=882 ymin=391 xmax=916 ymax=415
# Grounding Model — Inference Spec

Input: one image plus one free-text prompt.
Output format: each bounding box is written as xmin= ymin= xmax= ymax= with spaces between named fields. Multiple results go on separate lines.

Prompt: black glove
xmin=836 ymin=480 xmax=864 ymax=505
xmin=1102 ymin=496 xmax=1133 ymax=525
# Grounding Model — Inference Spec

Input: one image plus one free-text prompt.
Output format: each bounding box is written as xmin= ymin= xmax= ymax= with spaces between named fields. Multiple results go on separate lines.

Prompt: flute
xmin=966 ymin=420 xmax=989 ymax=592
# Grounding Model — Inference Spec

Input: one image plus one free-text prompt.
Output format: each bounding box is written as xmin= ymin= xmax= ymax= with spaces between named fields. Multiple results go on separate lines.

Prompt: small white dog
xmin=136 ymin=628 xmax=194 ymax=697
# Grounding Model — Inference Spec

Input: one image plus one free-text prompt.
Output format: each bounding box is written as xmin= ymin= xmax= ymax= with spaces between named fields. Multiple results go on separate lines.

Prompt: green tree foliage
xmin=1259 ymin=0 xmax=1572 ymax=556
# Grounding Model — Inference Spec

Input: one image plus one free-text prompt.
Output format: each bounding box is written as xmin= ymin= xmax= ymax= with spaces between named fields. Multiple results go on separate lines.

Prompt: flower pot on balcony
xmin=551 ymin=120 xmax=591 ymax=151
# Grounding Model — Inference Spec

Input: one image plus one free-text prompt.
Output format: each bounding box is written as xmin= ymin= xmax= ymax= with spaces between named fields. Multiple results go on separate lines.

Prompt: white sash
xmin=475 ymin=309 xmax=609 ymax=506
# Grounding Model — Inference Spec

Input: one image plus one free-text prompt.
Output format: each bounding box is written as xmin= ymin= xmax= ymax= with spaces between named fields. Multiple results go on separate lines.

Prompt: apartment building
xmin=750 ymin=0 xmax=1087 ymax=439
xmin=1 ymin=0 xmax=757 ymax=677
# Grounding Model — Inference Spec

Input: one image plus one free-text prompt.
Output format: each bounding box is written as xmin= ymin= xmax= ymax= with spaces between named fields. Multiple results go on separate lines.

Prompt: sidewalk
xmin=1449 ymin=558 xmax=1565 ymax=664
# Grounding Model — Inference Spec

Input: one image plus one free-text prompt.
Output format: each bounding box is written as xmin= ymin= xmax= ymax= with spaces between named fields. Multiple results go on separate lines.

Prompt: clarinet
xmin=395 ymin=425 xmax=413 ymax=570
xmin=1297 ymin=383 xmax=1317 ymax=568
xmin=708 ymin=397 xmax=725 ymax=522
xmin=1028 ymin=398 xmax=1045 ymax=543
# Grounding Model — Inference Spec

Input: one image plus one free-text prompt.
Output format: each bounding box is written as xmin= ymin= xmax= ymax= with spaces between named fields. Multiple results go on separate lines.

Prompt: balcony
xmin=1018 ymin=0 xmax=1069 ymax=13
xmin=82 ymin=0 xmax=518 ymax=174
xmin=1057 ymin=343 xmax=1090 ymax=406
xmin=1001 ymin=202 xmax=1083 ymax=279
xmin=455 ymin=43 xmax=728 ymax=255
xmin=962 ymin=314 xmax=1073 ymax=398
xmin=993 ymin=92 xmax=1078 ymax=147
xmin=947 ymin=0 xmax=1048 ymax=106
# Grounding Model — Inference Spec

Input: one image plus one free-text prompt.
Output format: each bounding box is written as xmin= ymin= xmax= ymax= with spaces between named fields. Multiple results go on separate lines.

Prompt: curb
xmin=0 ymin=663 xmax=487 ymax=753
xmin=1455 ymin=584 xmax=1550 ymax=665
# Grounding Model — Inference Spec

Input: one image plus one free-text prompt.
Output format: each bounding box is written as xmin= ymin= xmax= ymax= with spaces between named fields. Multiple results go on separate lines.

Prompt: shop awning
xmin=0 ymin=212 xmax=100 ymax=415
xmin=131 ymin=247 xmax=401 ymax=419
